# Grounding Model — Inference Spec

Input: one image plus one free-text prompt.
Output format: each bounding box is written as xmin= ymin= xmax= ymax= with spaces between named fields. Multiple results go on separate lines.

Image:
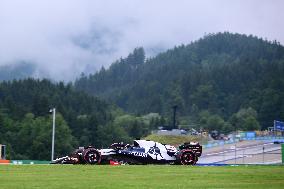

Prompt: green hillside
xmin=2 ymin=32 xmax=284 ymax=160
xmin=0 ymin=79 xmax=163 ymax=160
xmin=75 ymin=32 xmax=284 ymax=131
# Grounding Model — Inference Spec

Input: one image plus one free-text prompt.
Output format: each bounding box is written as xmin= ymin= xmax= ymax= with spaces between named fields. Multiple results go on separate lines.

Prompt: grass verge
xmin=0 ymin=165 xmax=284 ymax=189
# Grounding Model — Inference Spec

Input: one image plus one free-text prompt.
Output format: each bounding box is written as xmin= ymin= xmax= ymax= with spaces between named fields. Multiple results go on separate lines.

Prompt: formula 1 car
xmin=52 ymin=140 xmax=202 ymax=165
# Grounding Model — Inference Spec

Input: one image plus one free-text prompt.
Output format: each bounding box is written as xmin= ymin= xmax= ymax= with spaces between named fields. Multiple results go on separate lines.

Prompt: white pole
xmin=242 ymin=148 xmax=245 ymax=164
xmin=274 ymin=120 xmax=276 ymax=136
xmin=262 ymin=146 xmax=265 ymax=164
xmin=234 ymin=142 xmax=237 ymax=164
xmin=51 ymin=108 xmax=56 ymax=161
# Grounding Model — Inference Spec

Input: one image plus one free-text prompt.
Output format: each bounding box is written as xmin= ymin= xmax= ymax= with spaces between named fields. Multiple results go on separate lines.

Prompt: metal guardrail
xmin=199 ymin=140 xmax=283 ymax=165
xmin=202 ymin=136 xmax=284 ymax=149
xmin=207 ymin=150 xmax=282 ymax=165
xmin=11 ymin=160 xmax=50 ymax=164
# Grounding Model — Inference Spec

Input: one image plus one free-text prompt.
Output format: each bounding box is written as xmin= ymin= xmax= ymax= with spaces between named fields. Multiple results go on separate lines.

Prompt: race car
xmin=52 ymin=140 xmax=202 ymax=165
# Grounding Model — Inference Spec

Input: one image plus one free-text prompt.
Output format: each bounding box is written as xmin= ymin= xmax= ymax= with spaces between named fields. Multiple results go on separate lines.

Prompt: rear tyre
xmin=179 ymin=151 xmax=196 ymax=165
xmin=82 ymin=148 xmax=101 ymax=164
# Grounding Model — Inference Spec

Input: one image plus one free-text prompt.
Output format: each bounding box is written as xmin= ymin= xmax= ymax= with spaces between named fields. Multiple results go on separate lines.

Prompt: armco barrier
xmin=203 ymin=139 xmax=239 ymax=149
xmin=11 ymin=160 xmax=50 ymax=164
xmin=203 ymin=136 xmax=284 ymax=149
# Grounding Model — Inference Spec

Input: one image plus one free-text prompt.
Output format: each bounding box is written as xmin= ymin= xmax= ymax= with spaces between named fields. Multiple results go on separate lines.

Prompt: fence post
xmin=242 ymin=148 xmax=244 ymax=164
xmin=282 ymin=144 xmax=284 ymax=164
xmin=262 ymin=146 xmax=265 ymax=164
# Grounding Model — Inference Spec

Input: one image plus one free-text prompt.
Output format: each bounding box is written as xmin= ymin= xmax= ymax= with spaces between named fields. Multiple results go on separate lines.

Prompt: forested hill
xmin=0 ymin=79 xmax=163 ymax=160
xmin=0 ymin=79 xmax=115 ymax=159
xmin=75 ymin=32 xmax=284 ymax=130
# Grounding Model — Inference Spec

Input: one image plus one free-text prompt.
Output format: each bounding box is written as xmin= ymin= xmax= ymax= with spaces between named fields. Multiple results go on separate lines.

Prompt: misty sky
xmin=0 ymin=0 xmax=283 ymax=81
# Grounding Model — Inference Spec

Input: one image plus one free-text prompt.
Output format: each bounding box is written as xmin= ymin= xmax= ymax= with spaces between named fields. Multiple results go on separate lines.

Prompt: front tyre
xmin=179 ymin=151 xmax=196 ymax=165
xmin=82 ymin=148 xmax=101 ymax=164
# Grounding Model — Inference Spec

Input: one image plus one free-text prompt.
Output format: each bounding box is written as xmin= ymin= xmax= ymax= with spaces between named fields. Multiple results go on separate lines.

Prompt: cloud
xmin=0 ymin=0 xmax=283 ymax=81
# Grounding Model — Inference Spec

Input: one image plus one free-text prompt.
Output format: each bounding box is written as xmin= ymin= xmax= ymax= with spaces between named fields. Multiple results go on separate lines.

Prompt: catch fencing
xmin=199 ymin=137 xmax=284 ymax=165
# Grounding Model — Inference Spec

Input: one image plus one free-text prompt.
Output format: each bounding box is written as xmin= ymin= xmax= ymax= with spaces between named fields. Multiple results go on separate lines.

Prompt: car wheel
xmin=82 ymin=148 xmax=101 ymax=164
xmin=180 ymin=151 xmax=196 ymax=165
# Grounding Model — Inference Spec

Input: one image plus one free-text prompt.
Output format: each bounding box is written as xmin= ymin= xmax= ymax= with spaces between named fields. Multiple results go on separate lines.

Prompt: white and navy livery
xmin=52 ymin=140 xmax=202 ymax=165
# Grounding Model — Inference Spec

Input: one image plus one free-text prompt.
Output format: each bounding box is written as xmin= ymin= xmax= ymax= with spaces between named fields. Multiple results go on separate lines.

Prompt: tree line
xmin=0 ymin=79 xmax=162 ymax=160
xmin=1 ymin=32 xmax=284 ymax=160
xmin=75 ymin=32 xmax=284 ymax=132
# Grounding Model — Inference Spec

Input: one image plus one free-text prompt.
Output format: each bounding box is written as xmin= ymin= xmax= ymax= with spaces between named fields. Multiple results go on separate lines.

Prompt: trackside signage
xmin=274 ymin=120 xmax=284 ymax=131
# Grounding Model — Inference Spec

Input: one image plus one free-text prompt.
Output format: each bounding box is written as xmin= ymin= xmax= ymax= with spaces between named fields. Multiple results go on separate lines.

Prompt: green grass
xmin=0 ymin=165 xmax=284 ymax=189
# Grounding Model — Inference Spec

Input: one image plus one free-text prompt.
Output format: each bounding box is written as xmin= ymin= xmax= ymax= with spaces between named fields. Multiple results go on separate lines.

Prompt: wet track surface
xmin=198 ymin=141 xmax=282 ymax=164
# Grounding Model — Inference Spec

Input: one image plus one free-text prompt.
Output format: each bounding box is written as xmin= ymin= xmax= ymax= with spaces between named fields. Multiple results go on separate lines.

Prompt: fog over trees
xmin=1 ymin=33 xmax=284 ymax=160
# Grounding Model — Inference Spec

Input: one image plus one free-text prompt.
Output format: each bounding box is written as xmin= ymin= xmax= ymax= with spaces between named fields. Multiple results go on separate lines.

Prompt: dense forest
xmin=1 ymin=32 xmax=284 ymax=160
xmin=0 ymin=79 xmax=161 ymax=160
xmin=75 ymin=32 xmax=284 ymax=132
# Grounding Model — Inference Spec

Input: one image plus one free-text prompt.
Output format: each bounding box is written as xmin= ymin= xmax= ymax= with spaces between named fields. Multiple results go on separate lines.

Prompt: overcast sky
xmin=0 ymin=0 xmax=283 ymax=81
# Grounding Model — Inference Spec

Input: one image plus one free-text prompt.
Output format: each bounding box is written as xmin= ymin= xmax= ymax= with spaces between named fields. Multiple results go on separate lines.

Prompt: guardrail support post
xmin=281 ymin=144 xmax=284 ymax=164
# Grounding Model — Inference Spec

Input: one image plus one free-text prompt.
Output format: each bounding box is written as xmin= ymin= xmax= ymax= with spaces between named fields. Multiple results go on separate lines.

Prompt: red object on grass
xmin=109 ymin=160 xmax=120 ymax=165
xmin=0 ymin=160 xmax=10 ymax=164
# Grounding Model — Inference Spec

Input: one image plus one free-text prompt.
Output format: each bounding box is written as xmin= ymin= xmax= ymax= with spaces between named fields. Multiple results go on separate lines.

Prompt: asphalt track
xmin=198 ymin=140 xmax=282 ymax=164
